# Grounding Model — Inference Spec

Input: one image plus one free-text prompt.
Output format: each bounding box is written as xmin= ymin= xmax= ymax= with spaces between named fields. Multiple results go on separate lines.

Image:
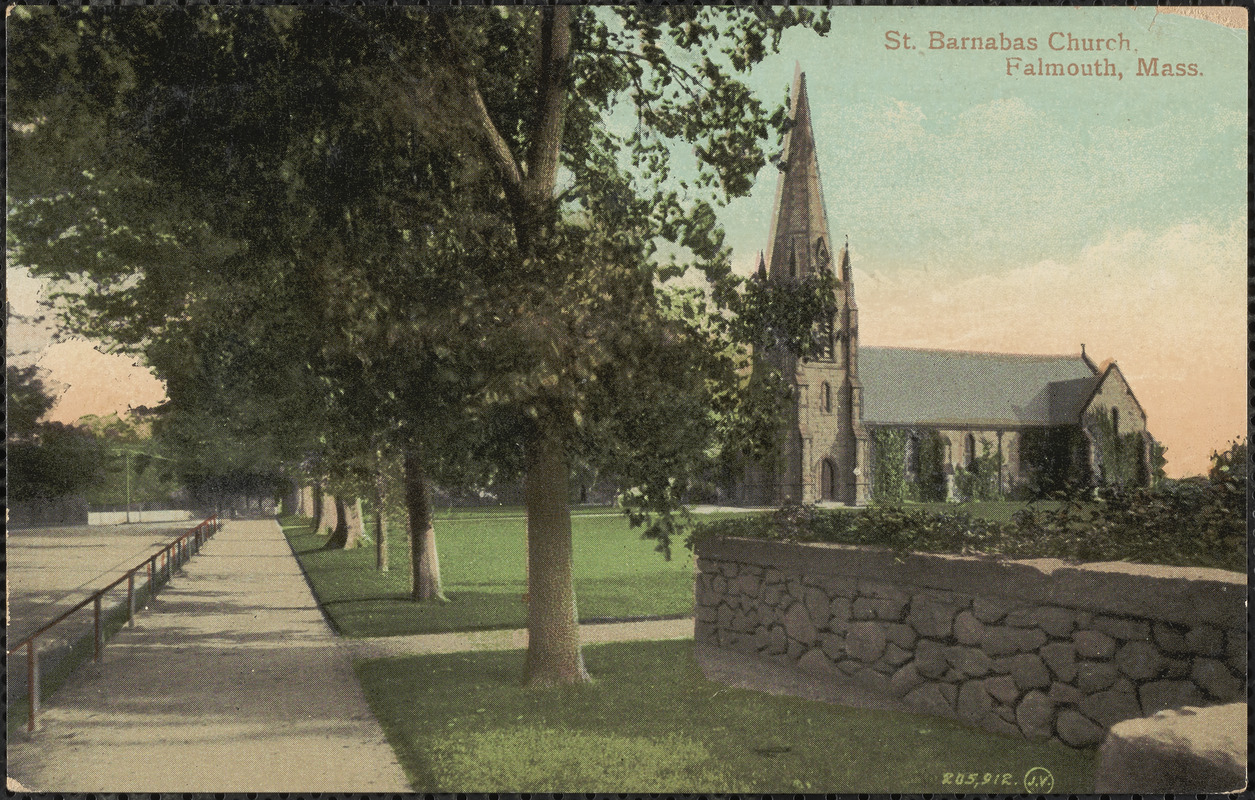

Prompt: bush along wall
xmin=694 ymin=536 xmax=1245 ymax=749
xmin=690 ymin=466 xmax=1244 ymax=572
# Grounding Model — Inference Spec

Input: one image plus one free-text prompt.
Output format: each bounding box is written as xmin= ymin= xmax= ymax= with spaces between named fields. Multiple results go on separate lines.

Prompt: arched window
xmin=1111 ymin=408 xmax=1119 ymax=436
xmin=821 ymin=459 xmax=837 ymax=501
xmin=821 ymin=382 xmax=832 ymax=413
xmin=788 ymin=243 xmax=798 ymax=279
xmin=815 ymin=237 xmax=830 ymax=272
xmin=965 ymin=433 xmax=977 ymax=468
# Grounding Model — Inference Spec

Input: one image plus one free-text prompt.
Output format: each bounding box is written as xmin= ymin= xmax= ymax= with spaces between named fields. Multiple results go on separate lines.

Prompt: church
xmin=735 ymin=71 xmax=1153 ymax=507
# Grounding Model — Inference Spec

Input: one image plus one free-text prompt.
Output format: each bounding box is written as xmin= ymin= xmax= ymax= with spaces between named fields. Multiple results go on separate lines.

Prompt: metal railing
xmin=6 ymin=515 xmax=222 ymax=732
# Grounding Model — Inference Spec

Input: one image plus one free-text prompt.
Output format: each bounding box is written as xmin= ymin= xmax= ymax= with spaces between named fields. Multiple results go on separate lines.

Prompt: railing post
xmin=93 ymin=596 xmax=103 ymax=661
xmin=27 ymin=640 xmax=40 ymax=732
xmin=127 ymin=573 xmax=136 ymax=627
xmin=148 ymin=558 xmax=154 ymax=590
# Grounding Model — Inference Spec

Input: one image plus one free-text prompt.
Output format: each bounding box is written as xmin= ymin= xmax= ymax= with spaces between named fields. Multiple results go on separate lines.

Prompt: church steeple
xmin=764 ymin=67 xmax=834 ymax=284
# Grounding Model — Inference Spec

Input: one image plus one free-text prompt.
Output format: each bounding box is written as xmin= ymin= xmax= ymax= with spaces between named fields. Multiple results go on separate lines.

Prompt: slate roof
xmin=859 ymin=346 xmax=1100 ymax=427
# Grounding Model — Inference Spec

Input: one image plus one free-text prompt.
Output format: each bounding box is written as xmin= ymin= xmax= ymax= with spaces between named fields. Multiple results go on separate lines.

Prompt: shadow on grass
xmin=355 ymin=639 xmax=1098 ymax=793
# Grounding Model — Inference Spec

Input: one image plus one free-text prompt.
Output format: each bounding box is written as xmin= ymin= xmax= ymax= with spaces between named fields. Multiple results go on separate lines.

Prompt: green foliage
xmin=6 ymin=365 xmax=56 ymax=436
xmin=6 ymin=366 xmax=109 ymax=501
xmin=7 ymin=6 xmax=839 ymax=559
xmin=1207 ymin=437 xmax=1246 ymax=486
xmin=870 ymin=428 xmax=908 ymax=505
xmin=1019 ymin=425 xmax=1091 ymax=498
xmin=953 ymin=438 xmax=1002 ymax=502
xmin=1149 ymin=436 xmax=1169 ymax=487
xmin=8 ymin=423 xmax=106 ymax=502
xmin=8 ymin=6 xmax=848 ymax=682
xmin=1084 ymin=409 xmax=1146 ymax=488
xmin=356 ymin=640 xmax=1096 ymax=793
xmin=915 ymin=431 xmax=948 ymax=502
xmin=692 ymin=438 xmax=1246 ymax=572
xmin=872 ymin=427 xmax=949 ymax=504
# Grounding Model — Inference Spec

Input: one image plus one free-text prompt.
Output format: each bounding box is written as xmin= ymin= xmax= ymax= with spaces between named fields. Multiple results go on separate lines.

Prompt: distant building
xmin=735 ymin=71 xmax=1151 ymax=506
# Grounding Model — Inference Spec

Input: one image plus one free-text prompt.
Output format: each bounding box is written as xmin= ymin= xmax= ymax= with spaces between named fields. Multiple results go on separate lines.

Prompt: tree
xmin=7 ymin=6 xmax=834 ymax=686
xmin=6 ymin=365 xmax=106 ymax=501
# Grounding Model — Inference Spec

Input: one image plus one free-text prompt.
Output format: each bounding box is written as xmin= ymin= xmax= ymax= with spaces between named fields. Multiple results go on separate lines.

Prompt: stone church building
xmin=736 ymin=71 xmax=1152 ymax=506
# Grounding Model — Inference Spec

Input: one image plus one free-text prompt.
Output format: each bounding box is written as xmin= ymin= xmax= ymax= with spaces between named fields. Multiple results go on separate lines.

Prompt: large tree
xmin=6 ymin=365 xmax=106 ymax=502
xmin=7 ymin=6 xmax=833 ymax=686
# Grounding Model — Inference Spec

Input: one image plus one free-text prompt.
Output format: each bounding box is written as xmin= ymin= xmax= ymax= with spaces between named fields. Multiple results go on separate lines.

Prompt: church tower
xmin=741 ymin=68 xmax=870 ymax=506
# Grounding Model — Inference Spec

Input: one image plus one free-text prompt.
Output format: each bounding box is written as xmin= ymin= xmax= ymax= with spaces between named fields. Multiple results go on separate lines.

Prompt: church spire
xmin=763 ymin=69 xmax=834 ymax=283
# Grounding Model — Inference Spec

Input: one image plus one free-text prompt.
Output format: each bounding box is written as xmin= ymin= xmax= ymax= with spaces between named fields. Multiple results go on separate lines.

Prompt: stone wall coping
xmin=695 ymin=536 xmax=1245 ymax=629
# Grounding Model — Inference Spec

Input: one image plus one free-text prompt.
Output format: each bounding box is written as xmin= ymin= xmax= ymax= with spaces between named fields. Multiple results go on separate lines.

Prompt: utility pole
xmin=125 ymin=449 xmax=132 ymax=524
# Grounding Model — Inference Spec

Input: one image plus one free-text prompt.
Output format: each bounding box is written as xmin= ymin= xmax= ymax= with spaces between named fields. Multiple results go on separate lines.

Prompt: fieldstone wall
xmin=694 ymin=537 xmax=1246 ymax=748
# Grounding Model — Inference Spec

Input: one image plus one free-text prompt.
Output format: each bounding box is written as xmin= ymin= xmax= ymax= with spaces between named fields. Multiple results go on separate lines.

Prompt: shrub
xmin=691 ymin=439 xmax=1246 ymax=572
xmin=1019 ymin=425 xmax=1091 ymax=498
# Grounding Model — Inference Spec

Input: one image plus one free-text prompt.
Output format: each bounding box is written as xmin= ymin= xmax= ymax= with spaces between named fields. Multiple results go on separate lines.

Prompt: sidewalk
xmin=6 ymin=519 xmax=411 ymax=793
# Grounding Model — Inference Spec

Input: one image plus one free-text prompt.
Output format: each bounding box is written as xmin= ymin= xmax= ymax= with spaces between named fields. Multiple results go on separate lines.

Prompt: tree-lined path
xmin=6 ymin=519 xmax=410 ymax=793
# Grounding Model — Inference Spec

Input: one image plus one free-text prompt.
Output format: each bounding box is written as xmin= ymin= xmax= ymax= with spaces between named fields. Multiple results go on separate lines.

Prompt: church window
xmin=964 ymin=433 xmax=977 ymax=468
xmin=1111 ymin=408 xmax=1119 ymax=436
xmin=815 ymin=237 xmax=830 ymax=272
xmin=821 ymin=382 xmax=832 ymax=413
xmin=815 ymin=318 xmax=835 ymax=360
xmin=788 ymin=243 xmax=798 ymax=279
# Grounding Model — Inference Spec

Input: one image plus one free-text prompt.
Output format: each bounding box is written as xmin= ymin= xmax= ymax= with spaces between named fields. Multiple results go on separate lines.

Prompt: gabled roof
xmin=1078 ymin=361 xmax=1149 ymax=422
xmin=860 ymin=346 xmax=1100 ymax=427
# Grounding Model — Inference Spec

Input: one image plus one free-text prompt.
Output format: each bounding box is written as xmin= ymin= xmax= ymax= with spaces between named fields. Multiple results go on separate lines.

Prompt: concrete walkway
xmin=6 ymin=519 xmax=411 ymax=793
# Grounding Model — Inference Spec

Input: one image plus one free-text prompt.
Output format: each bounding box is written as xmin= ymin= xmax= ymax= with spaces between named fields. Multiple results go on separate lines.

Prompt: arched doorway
xmin=820 ymin=459 xmax=838 ymax=502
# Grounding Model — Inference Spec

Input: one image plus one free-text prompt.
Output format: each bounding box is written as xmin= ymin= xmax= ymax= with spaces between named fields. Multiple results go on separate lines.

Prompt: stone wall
xmin=694 ymin=536 xmax=1245 ymax=748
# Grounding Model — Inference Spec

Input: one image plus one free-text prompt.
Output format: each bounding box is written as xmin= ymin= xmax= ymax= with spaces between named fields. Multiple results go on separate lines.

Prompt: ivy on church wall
xmin=871 ymin=428 xmax=907 ymax=504
xmin=1085 ymin=408 xmax=1148 ymax=488
xmin=870 ymin=427 xmax=946 ymax=504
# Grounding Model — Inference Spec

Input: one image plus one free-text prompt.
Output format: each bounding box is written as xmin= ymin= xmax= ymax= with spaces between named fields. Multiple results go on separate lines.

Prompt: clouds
xmin=819 ymin=94 xmax=1246 ymax=278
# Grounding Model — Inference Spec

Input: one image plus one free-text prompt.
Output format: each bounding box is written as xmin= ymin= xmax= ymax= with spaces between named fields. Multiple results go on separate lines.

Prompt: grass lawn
xmin=281 ymin=508 xmax=752 ymax=638
xmin=356 ymin=639 xmax=1096 ymax=793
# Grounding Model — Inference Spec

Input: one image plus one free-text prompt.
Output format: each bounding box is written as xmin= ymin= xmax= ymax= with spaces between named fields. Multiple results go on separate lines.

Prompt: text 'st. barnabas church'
xmin=735 ymin=71 xmax=1153 ymax=507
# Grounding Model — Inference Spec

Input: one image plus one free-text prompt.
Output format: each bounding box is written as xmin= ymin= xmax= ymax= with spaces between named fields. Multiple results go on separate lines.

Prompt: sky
xmin=6 ymin=6 xmax=1246 ymax=477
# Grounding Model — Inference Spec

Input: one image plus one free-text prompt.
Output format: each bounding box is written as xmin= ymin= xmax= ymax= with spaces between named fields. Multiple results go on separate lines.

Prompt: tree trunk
xmin=309 ymin=480 xmax=325 ymax=533
xmin=403 ymin=450 xmax=446 ymax=601
xmin=344 ymin=497 xmax=364 ymax=548
xmin=319 ymin=491 xmax=338 ymax=535
xmin=324 ymin=495 xmax=350 ymax=549
xmin=374 ymin=460 xmax=389 ymax=572
xmin=523 ymin=432 xmax=589 ymax=687
xmin=298 ymin=484 xmax=315 ymax=516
